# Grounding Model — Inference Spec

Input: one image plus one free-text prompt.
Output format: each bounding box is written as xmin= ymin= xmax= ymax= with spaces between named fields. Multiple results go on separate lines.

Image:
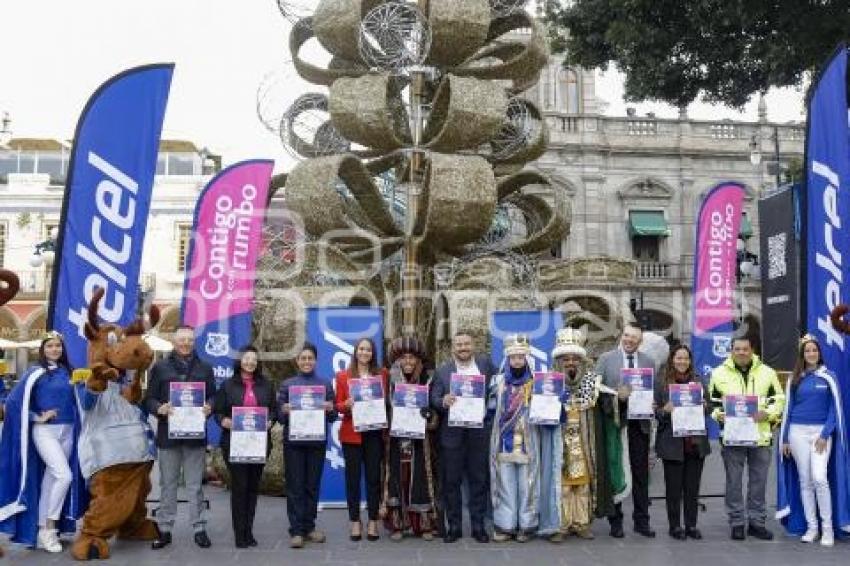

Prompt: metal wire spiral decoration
xmin=490 ymin=98 xmax=539 ymax=160
xmin=280 ymin=93 xmax=351 ymax=159
xmin=275 ymin=0 xmax=316 ymax=24
xmin=358 ymin=2 xmax=432 ymax=72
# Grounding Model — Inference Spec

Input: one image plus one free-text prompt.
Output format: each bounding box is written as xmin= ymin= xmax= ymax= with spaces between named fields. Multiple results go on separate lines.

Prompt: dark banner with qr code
xmin=759 ymin=186 xmax=799 ymax=371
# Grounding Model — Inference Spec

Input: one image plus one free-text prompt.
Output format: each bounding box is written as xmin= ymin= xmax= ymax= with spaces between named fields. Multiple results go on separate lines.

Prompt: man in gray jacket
xmin=595 ymin=323 xmax=657 ymax=538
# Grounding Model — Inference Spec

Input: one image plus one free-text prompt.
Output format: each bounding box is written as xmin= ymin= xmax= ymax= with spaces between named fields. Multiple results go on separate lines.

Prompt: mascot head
xmin=84 ymin=287 xmax=160 ymax=375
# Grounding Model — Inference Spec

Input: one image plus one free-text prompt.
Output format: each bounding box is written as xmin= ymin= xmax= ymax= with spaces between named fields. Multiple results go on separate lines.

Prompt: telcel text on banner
xmin=805 ymin=47 xmax=850 ymax=408
xmin=306 ymin=306 xmax=384 ymax=507
xmin=48 ymin=64 xmax=174 ymax=368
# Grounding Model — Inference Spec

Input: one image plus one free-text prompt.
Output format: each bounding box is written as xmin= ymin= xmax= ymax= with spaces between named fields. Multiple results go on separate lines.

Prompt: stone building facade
xmin=521 ymin=55 xmax=804 ymax=348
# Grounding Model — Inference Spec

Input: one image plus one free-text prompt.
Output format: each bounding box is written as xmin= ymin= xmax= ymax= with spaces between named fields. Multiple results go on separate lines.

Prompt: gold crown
xmin=504 ymin=334 xmax=530 ymax=355
xmin=799 ymin=334 xmax=818 ymax=348
xmin=552 ymin=327 xmax=587 ymax=358
xmin=41 ymin=330 xmax=63 ymax=341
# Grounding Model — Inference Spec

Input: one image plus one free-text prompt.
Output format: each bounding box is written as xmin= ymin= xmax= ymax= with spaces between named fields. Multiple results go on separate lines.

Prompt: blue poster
xmin=805 ymin=46 xmax=850 ymax=427
xmin=306 ymin=306 xmax=383 ymax=507
xmin=47 ymin=64 xmax=174 ymax=368
xmin=490 ymin=310 xmax=563 ymax=372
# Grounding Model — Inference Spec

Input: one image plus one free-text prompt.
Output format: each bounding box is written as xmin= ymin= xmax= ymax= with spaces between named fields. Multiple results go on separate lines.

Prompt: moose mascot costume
xmin=70 ymin=288 xmax=161 ymax=560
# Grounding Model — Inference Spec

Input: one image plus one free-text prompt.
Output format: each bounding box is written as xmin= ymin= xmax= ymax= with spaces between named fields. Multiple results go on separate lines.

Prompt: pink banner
xmin=692 ymin=182 xmax=745 ymax=334
xmin=182 ymin=159 xmax=273 ymax=330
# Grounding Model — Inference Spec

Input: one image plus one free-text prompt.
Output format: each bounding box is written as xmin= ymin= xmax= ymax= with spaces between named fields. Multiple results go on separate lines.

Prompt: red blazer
xmin=335 ymin=367 xmax=389 ymax=445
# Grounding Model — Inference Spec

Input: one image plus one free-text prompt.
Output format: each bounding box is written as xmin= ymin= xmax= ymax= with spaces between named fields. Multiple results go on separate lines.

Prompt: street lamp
xmin=735 ymin=235 xmax=759 ymax=331
xmin=29 ymin=227 xmax=58 ymax=268
xmin=749 ymin=126 xmax=782 ymax=189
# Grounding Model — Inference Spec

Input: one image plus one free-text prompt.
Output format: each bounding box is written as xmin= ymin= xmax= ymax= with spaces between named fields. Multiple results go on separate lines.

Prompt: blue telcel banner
xmin=490 ymin=310 xmax=564 ymax=372
xmin=805 ymin=46 xmax=850 ymax=424
xmin=47 ymin=64 xmax=174 ymax=368
xmin=306 ymin=306 xmax=384 ymax=506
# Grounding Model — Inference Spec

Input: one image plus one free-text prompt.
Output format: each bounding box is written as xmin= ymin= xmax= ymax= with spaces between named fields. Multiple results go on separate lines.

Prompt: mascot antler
xmin=84 ymin=287 xmax=159 ymax=401
xmin=0 ymin=269 xmax=20 ymax=306
xmin=830 ymin=305 xmax=850 ymax=335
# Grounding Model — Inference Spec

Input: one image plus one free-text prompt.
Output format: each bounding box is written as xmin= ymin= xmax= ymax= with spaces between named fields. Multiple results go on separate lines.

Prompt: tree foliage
xmin=544 ymin=0 xmax=850 ymax=107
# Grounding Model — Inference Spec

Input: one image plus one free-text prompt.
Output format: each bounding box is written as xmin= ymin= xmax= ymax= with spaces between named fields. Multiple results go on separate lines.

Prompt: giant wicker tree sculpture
xmin=266 ymin=0 xmax=569 ymax=346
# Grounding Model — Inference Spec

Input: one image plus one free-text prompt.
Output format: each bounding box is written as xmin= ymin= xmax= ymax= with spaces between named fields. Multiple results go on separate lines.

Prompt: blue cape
xmin=0 ymin=366 xmax=88 ymax=546
xmin=776 ymin=367 xmax=850 ymax=537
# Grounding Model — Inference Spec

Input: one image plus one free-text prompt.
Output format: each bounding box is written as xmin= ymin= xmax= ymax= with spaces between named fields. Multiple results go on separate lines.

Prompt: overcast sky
xmin=1 ymin=1 xmax=805 ymax=173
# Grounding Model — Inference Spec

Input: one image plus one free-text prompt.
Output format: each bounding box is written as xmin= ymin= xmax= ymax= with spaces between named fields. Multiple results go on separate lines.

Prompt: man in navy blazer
xmin=431 ymin=331 xmax=497 ymax=544
xmin=595 ymin=323 xmax=658 ymax=539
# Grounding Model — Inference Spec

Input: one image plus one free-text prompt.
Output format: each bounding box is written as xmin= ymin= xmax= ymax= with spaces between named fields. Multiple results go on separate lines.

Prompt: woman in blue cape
xmin=0 ymin=332 xmax=87 ymax=551
xmin=776 ymin=334 xmax=850 ymax=546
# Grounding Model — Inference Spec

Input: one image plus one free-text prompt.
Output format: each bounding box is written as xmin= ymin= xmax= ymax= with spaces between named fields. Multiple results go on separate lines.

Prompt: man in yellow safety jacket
xmin=708 ymin=335 xmax=784 ymax=542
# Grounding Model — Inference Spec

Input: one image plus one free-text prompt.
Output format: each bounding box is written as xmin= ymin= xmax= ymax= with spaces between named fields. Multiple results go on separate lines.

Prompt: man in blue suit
xmin=431 ymin=331 xmax=497 ymax=544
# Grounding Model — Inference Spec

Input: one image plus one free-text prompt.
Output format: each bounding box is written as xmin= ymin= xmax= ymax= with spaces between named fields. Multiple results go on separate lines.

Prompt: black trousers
xmin=284 ymin=443 xmax=326 ymax=536
xmin=662 ymin=453 xmax=704 ymax=530
xmin=442 ymin=440 xmax=489 ymax=534
xmin=227 ymin=462 xmax=264 ymax=544
xmin=609 ymin=421 xmax=651 ymax=529
xmin=342 ymin=431 xmax=384 ymax=522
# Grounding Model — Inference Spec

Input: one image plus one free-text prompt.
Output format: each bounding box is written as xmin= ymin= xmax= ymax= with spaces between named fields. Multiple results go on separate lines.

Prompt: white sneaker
xmin=821 ymin=529 xmax=834 ymax=547
xmin=801 ymin=527 xmax=818 ymax=543
xmin=37 ymin=528 xmax=62 ymax=553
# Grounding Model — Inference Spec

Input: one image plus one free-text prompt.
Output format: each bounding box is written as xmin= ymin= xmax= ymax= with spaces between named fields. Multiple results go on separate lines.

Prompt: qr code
xmin=767 ymin=233 xmax=786 ymax=280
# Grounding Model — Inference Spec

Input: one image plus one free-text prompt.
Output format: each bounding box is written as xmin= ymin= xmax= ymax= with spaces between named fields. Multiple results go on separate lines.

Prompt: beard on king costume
xmin=69 ymin=287 xmax=161 ymax=560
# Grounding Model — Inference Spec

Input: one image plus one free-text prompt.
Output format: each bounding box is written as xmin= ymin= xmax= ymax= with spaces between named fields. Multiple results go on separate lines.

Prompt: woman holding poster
xmin=654 ymin=345 xmax=710 ymax=541
xmin=334 ymin=338 xmax=388 ymax=542
xmin=0 ymin=332 xmax=87 ymax=553
xmin=381 ymin=336 xmax=440 ymax=541
xmin=777 ymin=335 xmax=850 ymax=546
xmin=278 ymin=343 xmax=336 ymax=549
xmin=213 ymin=346 xmax=279 ymax=548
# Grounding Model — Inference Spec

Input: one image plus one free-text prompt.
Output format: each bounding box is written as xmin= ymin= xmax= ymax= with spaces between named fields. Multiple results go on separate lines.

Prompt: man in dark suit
xmin=143 ymin=325 xmax=216 ymax=550
xmin=595 ymin=323 xmax=658 ymax=539
xmin=431 ymin=331 xmax=497 ymax=544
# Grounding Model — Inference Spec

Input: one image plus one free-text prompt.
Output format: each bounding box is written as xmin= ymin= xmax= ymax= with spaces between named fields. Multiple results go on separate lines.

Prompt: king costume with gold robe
xmin=538 ymin=328 xmax=630 ymax=539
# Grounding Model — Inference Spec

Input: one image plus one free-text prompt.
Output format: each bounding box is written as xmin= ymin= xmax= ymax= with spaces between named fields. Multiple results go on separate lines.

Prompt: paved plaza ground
xmin=4 ymin=444 xmax=848 ymax=565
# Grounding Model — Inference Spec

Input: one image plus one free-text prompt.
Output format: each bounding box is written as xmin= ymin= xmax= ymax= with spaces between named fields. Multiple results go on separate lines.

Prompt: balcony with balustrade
xmin=543 ymin=113 xmax=804 ymax=158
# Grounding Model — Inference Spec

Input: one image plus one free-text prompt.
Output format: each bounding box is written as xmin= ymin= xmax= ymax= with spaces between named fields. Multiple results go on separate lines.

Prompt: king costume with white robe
xmin=489 ymin=364 xmax=539 ymax=535
xmin=776 ymin=367 xmax=850 ymax=537
xmin=0 ymin=366 xmax=88 ymax=547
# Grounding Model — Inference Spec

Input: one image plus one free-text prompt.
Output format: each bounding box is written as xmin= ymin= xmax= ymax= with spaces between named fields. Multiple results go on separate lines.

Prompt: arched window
xmin=558 ymin=68 xmax=580 ymax=113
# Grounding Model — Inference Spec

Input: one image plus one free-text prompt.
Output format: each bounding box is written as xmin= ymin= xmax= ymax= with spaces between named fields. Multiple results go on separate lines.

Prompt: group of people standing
xmin=1 ymin=323 xmax=849 ymax=556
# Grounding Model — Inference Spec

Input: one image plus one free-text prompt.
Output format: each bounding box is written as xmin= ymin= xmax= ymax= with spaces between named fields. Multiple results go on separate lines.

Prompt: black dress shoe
xmin=235 ymin=539 xmax=250 ymax=549
xmin=635 ymin=526 xmax=656 ymax=538
xmin=194 ymin=530 xmax=212 ymax=548
xmin=443 ymin=532 xmax=460 ymax=543
xmin=248 ymin=534 xmax=258 ymax=547
xmin=610 ymin=524 xmax=625 ymax=538
xmin=472 ymin=530 xmax=490 ymax=543
xmin=747 ymin=525 xmax=773 ymax=540
xmin=731 ymin=526 xmax=745 ymax=540
xmin=151 ymin=531 xmax=172 ymax=550
xmin=669 ymin=527 xmax=687 ymax=540
xmin=685 ymin=527 xmax=702 ymax=540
